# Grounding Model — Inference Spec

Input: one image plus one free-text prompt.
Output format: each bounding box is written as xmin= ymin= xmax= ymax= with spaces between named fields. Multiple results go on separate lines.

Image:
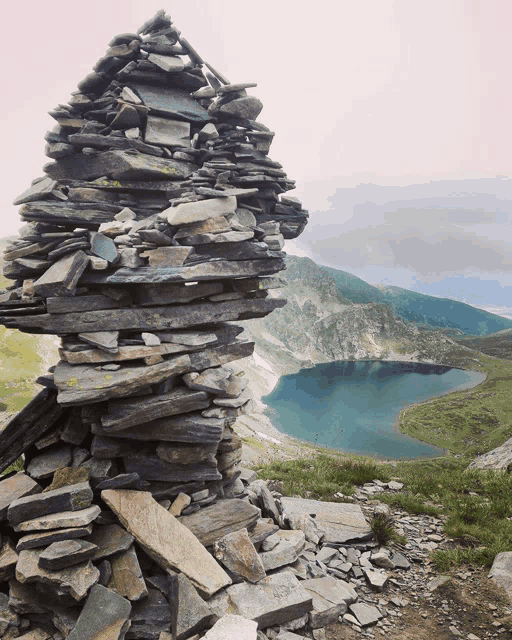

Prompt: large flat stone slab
xmin=14 ymin=505 xmax=100 ymax=533
xmin=281 ymin=497 xmax=372 ymax=544
xmin=202 ymin=614 xmax=258 ymax=640
xmin=101 ymin=490 xmax=231 ymax=597
xmin=67 ymin=584 xmax=131 ymax=640
xmin=301 ymin=576 xmax=357 ymax=629
xmin=227 ymin=573 xmax=313 ymax=629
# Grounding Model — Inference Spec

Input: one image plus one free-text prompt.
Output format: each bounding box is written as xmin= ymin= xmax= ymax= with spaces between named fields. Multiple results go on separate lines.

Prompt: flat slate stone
xmin=16 ymin=549 xmax=99 ymax=601
xmin=203 ymin=614 xmax=258 ymax=640
xmin=213 ymin=528 xmax=266 ymax=583
xmin=33 ymin=250 xmax=89 ymax=297
xmin=175 ymin=573 xmax=216 ymax=640
xmin=107 ymin=544 xmax=148 ymax=601
xmin=301 ymin=576 xmax=357 ymax=629
xmin=8 ymin=482 xmax=93 ymax=528
xmin=259 ymin=530 xmax=305 ymax=571
xmin=0 ymin=539 xmax=18 ymax=581
xmin=38 ymin=539 xmax=98 ymax=571
xmin=26 ymin=445 xmax=73 ymax=481
xmin=129 ymin=83 xmax=210 ymax=123
xmin=14 ymin=505 xmax=101 ymax=533
xmin=101 ymin=489 xmax=231 ymax=597
xmin=124 ymin=455 xmax=221 ymax=482
xmin=227 ymin=573 xmax=313 ymax=629
xmin=0 ymin=473 xmax=41 ymax=521
xmin=178 ymin=498 xmax=260 ymax=547
xmin=85 ymin=524 xmax=134 ymax=561
xmin=164 ymin=196 xmax=237 ymax=225
xmin=16 ymin=525 xmax=94 ymax=551
xmin=67 ymin=584 xmax=131 ymax=640
xmin=145 ymin=115 xmax=190 ymax=147
xmin=349 ymin=602 xmax=383 ymax=627
xmin=281 ymin=498 xmax=372 ymax=544
xmin=101 ymin=386 xmax=210 ymax=431
xmin=44 ymin=150 xmax=195 ymax=181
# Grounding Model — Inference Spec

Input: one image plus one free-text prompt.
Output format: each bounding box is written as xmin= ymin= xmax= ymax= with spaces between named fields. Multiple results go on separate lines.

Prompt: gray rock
xmin=489 ymin=551 xmax=512 ymax=602
xmin=349 ymin=602 xmax=383 ymax=627
xmin=301 ymin=575 xmax=356 ymax=629
xmin=227 ymin=572 xmax=313 ymax=629
xmin=203 ymin=614 xmax=258 ymax=640
xmin=67 ymin=584 xmax=131 ymax=640
xmin=212 ymin=96 xmax=263 ymax=120
xmin=0 ymin=540 xmax=18 ymax=581
xmin=129 ymin=83 xmax=210 ymax=123
xmin=249 ymin=480 xmax=281 ymax=525
xmin=363 ymin=568 xmax=389 ymax=591
xmin=85 ymin=524 xmax=134 ymax=561
xmin=281 ymin=497 xmax=372 ymax=544
xmin=38 ymin=539 xmax=98 ymax=570
xmin=15 ymin=505 xmax=101 ymax=533
xmin=89 ymin=232 xmax=118 ymax=263
xmin=33 ymin=250 xmax=89 ymax=297
xmin=78 ymin=331 xmax=119 ymax=354
xmin=213 ymin=528 xmax=266 ymax=583
xmin=145 ymin=115 xmax=190 ymax=147
xmin=0 ymin=473 xmax=41 ymax=521
xmin=259 ymin=530 xmax=305 ymax=571
xmin=26 ymin=445 xmax=73 ymax=480
xmin=174 ymin=573 xmax=216 ymax=640
xmin=127 ymin=587 xmax=172 ymax=638
xmin=16 ymin=549 xmax=99 ymax=601
xmin=8 ymin=482 xmax=93 ymax=528
xmin=108 ymin=544 xmax=148 ymax=601
xmin=469 ymin=437 xmax=512 ymax=471
xmin=16 ymin=525 xmax=93 ymax=551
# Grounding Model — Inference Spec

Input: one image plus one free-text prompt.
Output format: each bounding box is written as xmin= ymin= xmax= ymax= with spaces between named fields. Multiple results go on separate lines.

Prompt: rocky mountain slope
xmin=242 ymin=255 xmax=482 ymax=379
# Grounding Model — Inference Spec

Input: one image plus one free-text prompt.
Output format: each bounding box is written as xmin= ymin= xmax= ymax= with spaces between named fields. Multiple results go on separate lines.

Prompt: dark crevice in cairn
xmin=0 ymin=8 xmax=312 ymax=640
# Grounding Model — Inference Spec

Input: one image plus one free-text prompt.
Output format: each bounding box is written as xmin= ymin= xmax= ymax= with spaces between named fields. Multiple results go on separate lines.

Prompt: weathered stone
xmin=179 ymin=499 xmax=260 ymax=547
xmin=101 ymin=490 xmax=231 ymax=597
xmin=95 ymin=473 xmax=145 ymax=491
xmin=0 ymin=473 xmax=41 ymax=521
xmin=44 ymin=150 xmax=195 ymax=181
xmin=141 ymin=246 xmax=193 ymax=266
xmin=157 ymin=442 xmax=217 ymax=465
xmin=203 ymin=614 xmax=258 ymax=640
xmin=26 ymin=445 xmax=73 ymax=480
xmin=127 ymin=587 xmax=171 ymax=638
xmin=174 ymin=573 xmax=216 ymax=640
xmin=145 ymin=115 xmax=190 ymax=147
xmin=184 ymin=367 xmax=246 ymax=398
xmin=78 ymin=330 xmax=119 ymax=353
xmin=259 ymin=530 xmax=305 ymax=571
xmin=85 ymin=524 xmax=134 ymax=561
xmin=33 ymin=250 xmax=89 ymax=297
xmin=16 ymin=549 xmax=99 ymax=601
xmin=124 ymin=455 xmax=221 ymax=482
xmin=101 ymin=387 xmax=210 ymax=431
xmin=138 ymin=282 xmax=224 ymax=306
xmin=249 ymin=480 xmax=281 ymax=524
xmin=301 ymin=576 xmax=356 ymax=629
xmin=130 ymin=83 xmax=210 ymax=123
xmin=281 ymin=498 xmax=372 ymax=544
xmin=227 ymin=573 xmax=313 ymax=629
xmin=214 ymin=96 xmax=263 ymax=120
xmin=16 ymin=525 xmax=93 ymax=551
xmin=287 ymin=512 xmax=323 ymax=546
xmin=13 ymin=176 xmax=58 ymax=205
xmin=164 ymin=196 xmax=237 ymax=225
xmin=89 ymin=232 xmax=118 ymax=263
xmin=169 ymin=492 xmax=191 ymax=516
xmin=67 ymin=584 xmax=131 ymax=640
xmin=489 ymin=552 xmax=512 ymax=602
xmin=349 ymin=602 xmax=383 ymax=627
xmin=0 ymin=540 xmax=18 ymax=581
xmin=38 ymin=539 xmax=98 ymax=570
xmin=363 ymin=568 xmax=389 ymax=591
xmin=43 ymin=467 xmax=89 ymax=492
xmin=8 ymin=482 xmax=93 ymax=528
xmin=107 ymin=544 xmax=147 ymax=601
xmin=15 ymin=505 xmax=101 ymax=533
xmin=213 ymin=528 xmax=266 ymax=583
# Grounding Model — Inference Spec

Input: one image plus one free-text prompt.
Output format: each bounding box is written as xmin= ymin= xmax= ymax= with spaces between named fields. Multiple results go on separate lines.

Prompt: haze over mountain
xmin=291 ymin=178 xmax=512 ymax=317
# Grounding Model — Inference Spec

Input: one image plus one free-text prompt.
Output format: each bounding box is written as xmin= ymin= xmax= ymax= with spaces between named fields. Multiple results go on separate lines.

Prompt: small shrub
xmin=370 ymin=512 xmax=406 ymax=545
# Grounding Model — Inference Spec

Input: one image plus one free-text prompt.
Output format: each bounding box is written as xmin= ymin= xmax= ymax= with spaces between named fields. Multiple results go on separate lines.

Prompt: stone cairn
xmin=0 ymin=9 xmax=414 ymax=640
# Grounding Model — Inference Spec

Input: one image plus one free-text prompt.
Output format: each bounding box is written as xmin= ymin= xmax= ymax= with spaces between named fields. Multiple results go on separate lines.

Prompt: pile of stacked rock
xmin=0 ymin=9 xmax=386 ymax=640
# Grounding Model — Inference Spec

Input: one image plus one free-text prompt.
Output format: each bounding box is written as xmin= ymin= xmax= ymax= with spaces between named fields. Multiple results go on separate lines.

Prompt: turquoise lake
xmin=262 ymin=361 xmax=486 ymax=459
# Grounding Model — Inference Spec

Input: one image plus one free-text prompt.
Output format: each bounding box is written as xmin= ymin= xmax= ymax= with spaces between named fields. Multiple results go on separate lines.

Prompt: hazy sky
xmin=2 ymin=0 xmax=511 ymax=310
